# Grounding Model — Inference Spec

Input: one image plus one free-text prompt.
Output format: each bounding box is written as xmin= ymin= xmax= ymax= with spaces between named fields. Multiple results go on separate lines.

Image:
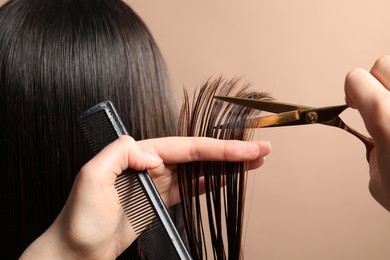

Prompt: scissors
xmin=213 ymin=95 xmax=375 ymax=162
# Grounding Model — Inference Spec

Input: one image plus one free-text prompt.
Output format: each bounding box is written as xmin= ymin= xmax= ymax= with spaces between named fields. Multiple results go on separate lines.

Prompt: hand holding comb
xmin=78 ymin=100 xmax=191 ymax=260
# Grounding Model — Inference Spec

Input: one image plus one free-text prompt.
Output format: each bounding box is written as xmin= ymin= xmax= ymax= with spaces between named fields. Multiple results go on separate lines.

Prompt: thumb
xmin=81 ymin=135 xmax=163 ymax=178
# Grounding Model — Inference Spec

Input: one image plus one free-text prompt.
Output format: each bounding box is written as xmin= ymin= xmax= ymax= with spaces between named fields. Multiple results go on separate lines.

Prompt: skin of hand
xmin=20 ymin=135 xmax=270 ymax=259
xmin=344 ymin=55 xmax=390 ymax=212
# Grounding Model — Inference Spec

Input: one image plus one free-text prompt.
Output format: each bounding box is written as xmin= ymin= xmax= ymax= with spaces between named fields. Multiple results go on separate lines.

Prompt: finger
xmin=345 ymin=68 xmax=387 ymax=112
xmin=166 ymin=154 xmax=266 ymax=178
xmin=344 ymin=68 xmax=390 ymax=141
xmin=138 ymin=137 xmax=271 ymax=164
xmin=344 ymin=68 xmax=389 ymax=119
xmin=247 ymin=156 xmax=266 ymax=170
xmin=81 ymin=135 xmax=163 ymax=179
xmin=371 ymin=55 xmax=390 ymax=91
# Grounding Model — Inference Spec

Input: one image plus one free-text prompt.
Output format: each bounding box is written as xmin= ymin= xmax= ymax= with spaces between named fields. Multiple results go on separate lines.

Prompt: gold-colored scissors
xmin=214 ymin=95 xmax=375 ymax=161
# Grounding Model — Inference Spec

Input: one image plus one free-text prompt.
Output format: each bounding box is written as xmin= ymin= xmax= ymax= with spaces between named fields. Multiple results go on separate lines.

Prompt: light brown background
xmin=1 ymin=0 xmax=388 ymax=259
xmin=127 ymin=1 xmax=390 ymax=259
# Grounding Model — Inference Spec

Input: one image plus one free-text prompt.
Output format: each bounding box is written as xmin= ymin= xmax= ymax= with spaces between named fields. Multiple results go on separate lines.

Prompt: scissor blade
xmin=213 ymin=95 xmax=312 ymax=113
xmin=215 ymin=111 xmax=301 ymax=129
xmin=241 ymin=105 xmax=349 ymax=128
xmin=246 ymin=111 xmax=301 ymax=128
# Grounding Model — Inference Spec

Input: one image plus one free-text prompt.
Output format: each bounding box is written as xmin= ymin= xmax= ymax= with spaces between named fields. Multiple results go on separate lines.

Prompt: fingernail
xmin=144 ymin=151 xmax=162 ymax=163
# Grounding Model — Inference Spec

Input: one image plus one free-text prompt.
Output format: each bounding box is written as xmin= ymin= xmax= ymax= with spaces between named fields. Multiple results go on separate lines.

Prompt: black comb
xmin=78 ymin=100 xmax=191 ymax=260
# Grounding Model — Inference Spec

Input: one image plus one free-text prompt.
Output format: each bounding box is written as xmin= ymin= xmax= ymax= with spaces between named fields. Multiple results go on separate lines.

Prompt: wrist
xmin=19 ymin=223 xmax=68 ymax=259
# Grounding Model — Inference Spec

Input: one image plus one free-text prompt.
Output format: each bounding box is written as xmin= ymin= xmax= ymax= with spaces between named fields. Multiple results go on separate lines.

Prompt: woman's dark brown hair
xmin=177 ymin=77 xmax=271 ymax=259
xmin=1 ymin=0 xmax=271 ymax=258
xmin=0 ymin=0 xmax=178 ymax=258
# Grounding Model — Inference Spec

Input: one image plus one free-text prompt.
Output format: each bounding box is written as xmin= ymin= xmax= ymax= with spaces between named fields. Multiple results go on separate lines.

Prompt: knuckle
xmin=188 ymin=138 xmax=200 ymax=161
xmin=78 ymin=163 xmax=96 ymax=181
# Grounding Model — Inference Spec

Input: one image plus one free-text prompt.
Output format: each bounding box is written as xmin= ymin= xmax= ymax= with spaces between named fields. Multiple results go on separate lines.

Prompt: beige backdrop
xmin=1 ymin=0 xmax=388 ymax=259
xmin=128 ymin=1 xmax=390 ymax=260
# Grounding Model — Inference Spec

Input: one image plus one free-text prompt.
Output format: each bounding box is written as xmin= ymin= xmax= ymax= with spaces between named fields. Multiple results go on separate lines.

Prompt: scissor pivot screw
xmin=305 ymin=111 xmax=318 ymax=124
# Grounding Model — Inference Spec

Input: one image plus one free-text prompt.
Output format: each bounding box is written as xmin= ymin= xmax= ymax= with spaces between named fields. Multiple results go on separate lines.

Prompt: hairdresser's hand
xmin=20 ymin=135 xmax=270 ymax=259
xmin=344 ymin=55 xmax=390 ymax=212
xmin=137 ymin=137 xmax=270 ymax=206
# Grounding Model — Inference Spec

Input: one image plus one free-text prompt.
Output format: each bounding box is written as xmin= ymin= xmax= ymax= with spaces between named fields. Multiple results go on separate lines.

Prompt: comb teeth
xmin=78 ymin=100 xmax=191 ymax=260
xmin=115 ymin=170 xmax=155 ymax=234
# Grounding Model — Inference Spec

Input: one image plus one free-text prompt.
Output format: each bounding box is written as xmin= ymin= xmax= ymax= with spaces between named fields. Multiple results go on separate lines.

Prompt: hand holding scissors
xmin=215 ymin=56 xmax=390 ymax=213
xmin=344 ymin=55 xmax=390 ymax=212
xmin=214 ymin=95 xmax=374 ymax=162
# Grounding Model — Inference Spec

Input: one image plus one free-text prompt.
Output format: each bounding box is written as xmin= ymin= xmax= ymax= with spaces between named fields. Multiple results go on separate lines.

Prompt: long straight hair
xmin=0 ymin=0 xmax=178 ymax=258
xmin=177 ymin=77 xmax=271 ymax=259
